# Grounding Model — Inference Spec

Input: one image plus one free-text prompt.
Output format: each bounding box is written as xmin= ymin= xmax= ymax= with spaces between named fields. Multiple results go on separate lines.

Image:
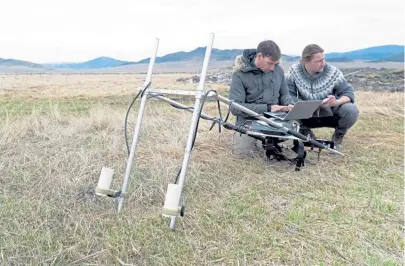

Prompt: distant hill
xmin=0 ymin=58 xmax=44 ymax=68
xmin=0 ymin=45 xmax=403 ymax=70
xmin=44 ymin=56 xmax=128 ymax=69
xmin=325 ymin=45 xmax=404 ymax=62
xmin=379 ymin=52 xmax=404 ymax=62
xmin=122 ymin=47 xmax=300 ymax=66
xmin=126 ymin=45 xmax=403 ymax=65
xmin=326 ymin=57 xmax=354 ymax=62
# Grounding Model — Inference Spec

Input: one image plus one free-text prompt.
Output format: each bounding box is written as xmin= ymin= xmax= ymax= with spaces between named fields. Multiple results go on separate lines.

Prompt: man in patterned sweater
xmin=286 ymin=44 xmax=359 ymax=149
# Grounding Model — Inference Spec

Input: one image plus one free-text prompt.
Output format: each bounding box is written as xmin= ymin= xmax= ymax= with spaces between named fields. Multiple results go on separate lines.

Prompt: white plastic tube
xmin=96 ymin=167 xmax=114 ymax=196
xmin=162 ymin=184 xmax=182 ymax=217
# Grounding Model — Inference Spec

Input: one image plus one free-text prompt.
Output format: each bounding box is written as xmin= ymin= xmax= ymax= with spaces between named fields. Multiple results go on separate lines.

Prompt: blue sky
xmin=1 ymin=0 xmax=404 ymax=63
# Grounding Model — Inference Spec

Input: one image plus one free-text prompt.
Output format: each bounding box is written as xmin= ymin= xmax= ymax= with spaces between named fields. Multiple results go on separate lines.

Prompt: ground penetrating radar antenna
xmin=95 ymin=32 xmax=344 ymax=231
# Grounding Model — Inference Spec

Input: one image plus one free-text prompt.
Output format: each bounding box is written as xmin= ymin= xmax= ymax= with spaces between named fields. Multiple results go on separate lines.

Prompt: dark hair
xmin=301 ymin=44 xmax=324 ymax=62
xmin=257 ymin=40 xmax=281 ymax=61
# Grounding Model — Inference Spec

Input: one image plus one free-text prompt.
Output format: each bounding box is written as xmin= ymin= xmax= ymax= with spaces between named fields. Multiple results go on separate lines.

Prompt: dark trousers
xmin=300 ymin=103 xmax=359 ymax=135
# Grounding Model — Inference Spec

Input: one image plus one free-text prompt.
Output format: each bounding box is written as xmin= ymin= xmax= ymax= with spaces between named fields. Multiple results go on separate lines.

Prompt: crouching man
xmin=286 ymin=44 xmax=359 ymax=149
xmin=229 ymin=40 xmax=294 ymax=157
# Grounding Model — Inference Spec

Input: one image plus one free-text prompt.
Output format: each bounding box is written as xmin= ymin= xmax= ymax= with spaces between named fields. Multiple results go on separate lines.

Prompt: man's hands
xmin=271 ymin=104 xmax=294 ymax=112
xmin=270 ymin=94 xmax=350 ymax=113
xmin=321 ymin=95 xmax=351 ymax=107
xmin=321 ymin=95 xmax=338 ymax=107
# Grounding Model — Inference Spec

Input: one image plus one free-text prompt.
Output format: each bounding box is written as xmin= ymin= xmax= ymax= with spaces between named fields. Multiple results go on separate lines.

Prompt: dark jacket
xmin=229 ymin=49 xmax=294 ymax=126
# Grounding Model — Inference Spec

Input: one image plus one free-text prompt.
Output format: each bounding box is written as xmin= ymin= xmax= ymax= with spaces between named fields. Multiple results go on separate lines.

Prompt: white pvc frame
xmin=115 ymin=33 xmax=344 ymax=230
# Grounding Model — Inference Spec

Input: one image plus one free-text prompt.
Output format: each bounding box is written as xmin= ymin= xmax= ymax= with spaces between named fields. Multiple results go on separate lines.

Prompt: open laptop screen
xmin=264 ymin=100 xmax=323 ymax=120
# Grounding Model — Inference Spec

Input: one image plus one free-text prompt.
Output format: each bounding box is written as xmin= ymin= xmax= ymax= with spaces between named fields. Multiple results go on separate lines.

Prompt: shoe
xmin=332 ymin=131 xmax=345 ymax=150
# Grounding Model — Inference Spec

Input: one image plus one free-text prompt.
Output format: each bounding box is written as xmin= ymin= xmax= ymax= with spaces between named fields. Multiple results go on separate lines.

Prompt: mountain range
xmin=1 ymin=45 xmax=403 ymax=70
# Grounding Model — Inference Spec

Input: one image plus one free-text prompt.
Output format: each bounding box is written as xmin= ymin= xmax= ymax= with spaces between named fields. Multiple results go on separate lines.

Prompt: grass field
xmin=0 ymin=74 xmax=403 ymax=265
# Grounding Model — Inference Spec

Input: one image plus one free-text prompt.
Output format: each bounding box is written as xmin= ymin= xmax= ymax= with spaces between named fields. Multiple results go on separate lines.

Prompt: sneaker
xmin=332 ymin=131 xmax=345 ymax=150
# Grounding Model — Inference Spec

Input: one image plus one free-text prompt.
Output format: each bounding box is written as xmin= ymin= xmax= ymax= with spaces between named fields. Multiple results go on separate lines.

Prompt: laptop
xmin=264 ymin=100 xmax=323 ymax=121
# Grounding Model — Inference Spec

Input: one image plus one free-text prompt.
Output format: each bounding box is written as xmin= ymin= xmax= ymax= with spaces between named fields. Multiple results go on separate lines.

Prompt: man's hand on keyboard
xmin=271 ymin=105 xmax=293 ymax=112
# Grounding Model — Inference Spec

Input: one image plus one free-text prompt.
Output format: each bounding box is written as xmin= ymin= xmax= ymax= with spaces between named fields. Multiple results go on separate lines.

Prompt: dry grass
xmin=0 ymin=74 xmax=403 ymax=265
xmin=0 ymin=73 xmax=229 ymax=99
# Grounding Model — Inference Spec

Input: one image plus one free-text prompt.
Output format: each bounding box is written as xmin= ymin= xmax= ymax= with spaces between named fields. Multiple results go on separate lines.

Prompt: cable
xmin=174 ymin=89 xmax=216 ymax=184
xmin=108 ymin=82 xmax=152 ymax=200
xmin=125 ymin=82 xmax=151 ymax=156
xmin=170 ymin=104 xmax=194 ymax=111
xmin=223 ymin=100 xmax=233 ymax=123
xmin=147 ymin=93 xmax=163 ymax=100
xmin=304 ymin=149 xmax=322 ymax=165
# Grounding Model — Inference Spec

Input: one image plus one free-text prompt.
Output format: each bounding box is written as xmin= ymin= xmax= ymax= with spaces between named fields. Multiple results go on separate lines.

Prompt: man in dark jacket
xmin=286 ymin=44 xmax=359 ymax=149
xmin=229 ymin=40 xmax=294 ymax=157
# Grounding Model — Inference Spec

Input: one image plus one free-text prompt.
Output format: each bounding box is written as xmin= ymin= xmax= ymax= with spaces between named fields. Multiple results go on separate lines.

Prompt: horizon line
xmin=1 ymin=44 xmax=403 ymax=64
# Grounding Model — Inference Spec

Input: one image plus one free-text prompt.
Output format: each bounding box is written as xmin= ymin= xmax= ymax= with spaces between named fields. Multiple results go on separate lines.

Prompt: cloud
xmin=0 ymin=0 xmax=403 ymax=62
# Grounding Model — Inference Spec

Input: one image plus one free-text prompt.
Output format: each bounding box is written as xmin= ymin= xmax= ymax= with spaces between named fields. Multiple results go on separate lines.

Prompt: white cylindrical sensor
xmin=162 ymin=184 xmax=182 ymax=217
xmin=96 ymin=167 xmax=114 ymax=196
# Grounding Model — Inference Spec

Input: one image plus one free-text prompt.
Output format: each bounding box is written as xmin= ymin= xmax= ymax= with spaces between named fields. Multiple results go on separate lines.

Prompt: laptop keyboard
xmin=271 ymin=112 xmax=287 ymax=118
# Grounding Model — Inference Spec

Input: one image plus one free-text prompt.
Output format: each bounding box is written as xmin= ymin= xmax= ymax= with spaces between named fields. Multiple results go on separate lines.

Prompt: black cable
xmin=139 ymin=83 xmax=150 ymax=98
xmin=170 ymin=104 xmax=194 ymax=111
xmin=108 ymin=82 xmax=152 ymax=200
xmin=208 ymin=99 xmax=233 ymax=132
xmin=304 ymin=149 xmax=322 ymax=165
xmin=147 ymin=93 xmax=163 ymax=100
xmin=174 ymin=89 xmax=215 ymax=184
xmin=215 ymin=99 xmax=222 ymax=133
xmin=206 ymin=90 xmax=222 ymax=133
xmin=223 ymin=100 xmax=233 ymax=123
xmin=125 ymin=82 xmax=151 ymax=156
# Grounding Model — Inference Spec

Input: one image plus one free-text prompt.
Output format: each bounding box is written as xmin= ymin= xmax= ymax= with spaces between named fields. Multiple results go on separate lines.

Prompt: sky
xmin=1 ymin=0 xmax=404 ymax=63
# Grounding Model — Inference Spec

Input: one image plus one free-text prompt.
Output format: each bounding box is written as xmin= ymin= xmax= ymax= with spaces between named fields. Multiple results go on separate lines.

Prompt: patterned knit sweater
xmin=286 ymin=63 xmax=355 ymax=103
